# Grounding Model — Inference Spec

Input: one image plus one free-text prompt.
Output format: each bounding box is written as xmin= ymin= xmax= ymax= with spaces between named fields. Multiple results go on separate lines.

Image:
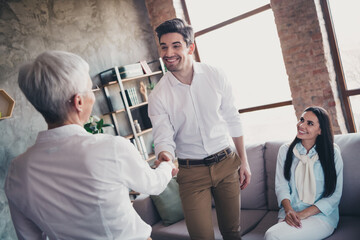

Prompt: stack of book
xmin=121 ymin=87 xmax=140 ymax=107
xmin=118 ymin=63 xmax=144 ymax=79
xmin=131 ymin=136 xmax=149 ymax=161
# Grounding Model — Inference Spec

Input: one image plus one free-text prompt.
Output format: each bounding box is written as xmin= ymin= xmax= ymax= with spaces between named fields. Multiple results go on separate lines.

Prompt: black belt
xmin=178 ymin=147 xmax=232 ymax=167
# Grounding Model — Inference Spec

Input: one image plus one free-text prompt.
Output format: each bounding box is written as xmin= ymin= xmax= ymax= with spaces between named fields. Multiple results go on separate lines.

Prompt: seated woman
xmin=265 ymin=106 xmax=343 ymax=240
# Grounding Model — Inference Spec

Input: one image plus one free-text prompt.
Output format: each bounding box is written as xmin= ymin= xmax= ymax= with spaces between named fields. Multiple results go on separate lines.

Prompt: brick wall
xmin=271 ymin=0 xmax=347 ymax=133
xmin=145 ymin=0 xmax=177 ymax=33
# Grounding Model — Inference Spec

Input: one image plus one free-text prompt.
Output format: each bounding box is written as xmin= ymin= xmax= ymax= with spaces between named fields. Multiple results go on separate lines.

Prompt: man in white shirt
xmin=5 ymin=50 xmax=177 ymax=240
xmin=148 ymin=18 xmax=251 ymax=240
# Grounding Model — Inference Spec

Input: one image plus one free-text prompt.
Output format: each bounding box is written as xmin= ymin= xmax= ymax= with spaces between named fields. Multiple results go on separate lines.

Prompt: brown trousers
xmin=176 ymin=152 xmax=242 ymax=240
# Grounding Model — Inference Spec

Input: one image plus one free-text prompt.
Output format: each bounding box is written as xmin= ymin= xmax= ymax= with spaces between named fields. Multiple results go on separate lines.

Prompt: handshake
xmin=155 ymin=151 xmax=179 ymax=177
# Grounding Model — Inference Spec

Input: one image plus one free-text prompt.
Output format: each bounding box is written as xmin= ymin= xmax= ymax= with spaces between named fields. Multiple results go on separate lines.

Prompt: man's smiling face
xmin=159 ymin=32 xmax=194 ymax=73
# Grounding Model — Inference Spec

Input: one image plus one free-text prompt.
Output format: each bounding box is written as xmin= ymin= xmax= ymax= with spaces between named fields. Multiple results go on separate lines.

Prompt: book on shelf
xmin=130 ymin=105 xmax=152 ymax=130
xmin=139 ymin=60 xmax=152 ymax=74
xmin=118 ymin=63 xmax=144 ymax=79
xmin=99 ymin=69 xmax=114 ymax=85
xmin=132 ymin=87 xmax=140 ymax=105
xmin=129 ymin=88 xmax=136 ymax=105
xmin=120 ymin=89 xmax=140 ymax=107
xmin=120 ymin=90 xmax=132 ymax=107
xmin=131 ymin=137 xmax=148 ymax=160
xmin=131 ymin=138 xmax=145 ymax=160
xmin=139 ymin=136 xmax=149 ymax=160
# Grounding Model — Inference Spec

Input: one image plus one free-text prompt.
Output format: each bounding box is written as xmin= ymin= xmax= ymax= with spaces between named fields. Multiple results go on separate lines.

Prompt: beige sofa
xmin=133 ymin=133 xmax=360 ymax=240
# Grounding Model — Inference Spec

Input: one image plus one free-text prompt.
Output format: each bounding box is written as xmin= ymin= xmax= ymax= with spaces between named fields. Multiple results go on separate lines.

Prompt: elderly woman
xmin=265 ymin=106 xmax=343 ymax=240
xmin=5 ymin=50 xmax=177 ymax=240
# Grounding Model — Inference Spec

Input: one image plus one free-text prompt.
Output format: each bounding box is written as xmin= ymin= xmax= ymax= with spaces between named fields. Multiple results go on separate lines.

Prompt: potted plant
xmin=84 ymin=115 xmax=114 ymax=134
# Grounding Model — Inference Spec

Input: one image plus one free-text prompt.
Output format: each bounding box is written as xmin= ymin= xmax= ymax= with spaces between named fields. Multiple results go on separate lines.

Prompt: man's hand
xmin=238 ymin=161 xmax=251 ymax=190
xmin=154 ymin=151 xmax=173 ymax=167
xmin=232 ymin=136 xmax=251 ymax=190
xmin=171 ymin=166 xmax=179 ymax=177
xmin=155 ymin=151 xmax=178 ymax=177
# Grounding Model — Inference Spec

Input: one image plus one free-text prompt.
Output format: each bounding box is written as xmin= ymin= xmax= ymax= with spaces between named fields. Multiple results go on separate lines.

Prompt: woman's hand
xmin=284 ymin=208 xmax=302 ymax=228
xmin=281 ymin=199 xmax=302 ymax=228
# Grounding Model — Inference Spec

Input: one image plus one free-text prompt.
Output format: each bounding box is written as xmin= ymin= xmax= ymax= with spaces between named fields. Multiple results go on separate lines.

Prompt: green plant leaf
xmin=84 ymin=115 xmax=114 ymax=134
xmin=97 ymin=119 xmax=104 ymax=129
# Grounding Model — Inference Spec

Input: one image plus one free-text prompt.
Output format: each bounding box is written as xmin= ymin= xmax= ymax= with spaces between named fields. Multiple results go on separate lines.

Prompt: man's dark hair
xmin=155 ymin=18 xmax=194 ymax=47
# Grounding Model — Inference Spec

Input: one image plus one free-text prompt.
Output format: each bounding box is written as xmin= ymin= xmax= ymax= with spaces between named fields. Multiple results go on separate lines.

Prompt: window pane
xmin=195 ymin=9 xmax=291 ymax=109
xmin=349 ymin=95 xmax=360 ymax=131
xmin=329 ymin=0 xmax=360 ymax=90
xmin=241 ymin=105 xmax=298 ymax=144
xmin=185 ymin=0 xmax=269 ymax=32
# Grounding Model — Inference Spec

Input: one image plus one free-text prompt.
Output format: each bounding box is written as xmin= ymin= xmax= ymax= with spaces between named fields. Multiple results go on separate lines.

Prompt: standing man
xmin=148 ymin=18 xmax=251 ymax=240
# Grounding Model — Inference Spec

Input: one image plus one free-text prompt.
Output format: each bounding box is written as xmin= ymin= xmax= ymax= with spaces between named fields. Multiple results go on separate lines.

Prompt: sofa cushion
xmin=334 ymin=133 xmax=360 ymax=216
xmin=326 ymin=216 xmax=360 ymax=240
xmin=242 ymin=211 xmax=278 ymax=240
xmin=150 ymin=178 xmax=184 ymax=226
xmin=264 ymin=140 xmax=286 ymax=211
xmin=240 ymin=209 xmax=269 ymax=235
xmin=150 ymin=208 xmax=268 ymax=240
xmin=241 ymin=144 xmax=267 ymax=210
xmin=133 ymin=196 xmax=161 ymax=226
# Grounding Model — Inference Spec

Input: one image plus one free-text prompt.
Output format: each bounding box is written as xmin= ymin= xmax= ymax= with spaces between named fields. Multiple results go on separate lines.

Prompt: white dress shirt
xmin=5 ymin=124 xmax=173 ymax=240
xmin=148 ymin=62 xmax=243 ymax=159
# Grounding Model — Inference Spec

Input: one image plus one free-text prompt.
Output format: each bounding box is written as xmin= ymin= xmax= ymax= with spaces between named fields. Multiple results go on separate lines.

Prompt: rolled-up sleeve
xmin=314 ymin=146 xmax=343 ymax=216
xmin=275 ymin=144 xmax=292 ymax=207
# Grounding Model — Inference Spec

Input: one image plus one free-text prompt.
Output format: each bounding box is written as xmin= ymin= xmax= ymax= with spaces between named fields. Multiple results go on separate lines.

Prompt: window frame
xmin=182 ymin=1 xmax=293 ymax=114
xmin=321 ymin=0 xmax=359 ymax=132
xmin=183 ymin=0 xmax=359 ymax=132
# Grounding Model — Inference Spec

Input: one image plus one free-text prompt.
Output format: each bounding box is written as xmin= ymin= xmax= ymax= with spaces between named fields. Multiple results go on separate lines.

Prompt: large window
xmin=185 ymin=0 xmax=297 ymax=143
xmin=324 ymin=0 xmax=360 ymax=132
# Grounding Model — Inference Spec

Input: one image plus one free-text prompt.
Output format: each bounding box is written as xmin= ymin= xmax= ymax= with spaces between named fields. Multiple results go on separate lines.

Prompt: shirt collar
xmin=167 ymin=61 xmax=203 ymax=87
xmin=36 ymin=124 xmax=89 ymax=143
xmin=295 ymin=142 xmax=317 ymax=157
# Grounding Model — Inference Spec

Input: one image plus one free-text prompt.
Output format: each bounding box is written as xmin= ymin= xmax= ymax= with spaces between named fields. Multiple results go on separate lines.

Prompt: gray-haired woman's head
xmin=18 ymin=50 xmax=90 ymax=124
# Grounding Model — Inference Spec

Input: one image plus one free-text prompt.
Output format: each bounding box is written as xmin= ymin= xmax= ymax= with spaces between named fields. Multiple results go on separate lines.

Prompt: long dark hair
xmin=284 ymin=106 xmax=337 ymax=197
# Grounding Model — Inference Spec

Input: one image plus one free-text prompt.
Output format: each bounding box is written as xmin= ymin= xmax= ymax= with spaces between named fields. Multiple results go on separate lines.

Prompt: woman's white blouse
xmin=275 ymin=142 xmax=344 ymax=228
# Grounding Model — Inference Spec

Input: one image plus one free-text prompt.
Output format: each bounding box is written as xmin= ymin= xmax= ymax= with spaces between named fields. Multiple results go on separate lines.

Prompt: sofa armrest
xmin=133 ymin=196 xmax=161 ymax=226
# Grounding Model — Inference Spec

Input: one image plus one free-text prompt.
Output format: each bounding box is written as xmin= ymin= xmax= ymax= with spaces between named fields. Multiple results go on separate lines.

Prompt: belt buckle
xmin=215 ymin=154 xmax=220 ymax=163
xmin=204 ymin=155 xmax=214 ymax=166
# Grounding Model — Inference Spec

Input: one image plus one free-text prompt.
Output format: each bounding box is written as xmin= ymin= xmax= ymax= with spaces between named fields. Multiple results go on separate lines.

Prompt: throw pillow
xmin=150 ymin=178 xmax=184 ymax=226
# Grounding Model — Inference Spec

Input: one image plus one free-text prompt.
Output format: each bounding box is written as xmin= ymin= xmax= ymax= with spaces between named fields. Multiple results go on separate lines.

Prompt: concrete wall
xmin=0 ymin=0 xmax=159 ymax=239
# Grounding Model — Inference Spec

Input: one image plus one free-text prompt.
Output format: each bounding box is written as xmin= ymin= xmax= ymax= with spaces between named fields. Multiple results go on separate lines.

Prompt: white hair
xmin=18 ymin=50 xmax=90 ymax=124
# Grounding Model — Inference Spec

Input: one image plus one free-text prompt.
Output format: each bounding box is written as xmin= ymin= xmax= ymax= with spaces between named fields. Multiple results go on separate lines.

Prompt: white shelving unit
xmin=98 ymin=58 xmax=166 ymax=162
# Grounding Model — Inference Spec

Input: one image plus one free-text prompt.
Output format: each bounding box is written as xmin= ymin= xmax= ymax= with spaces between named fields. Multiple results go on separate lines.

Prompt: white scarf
xmin=293 ymin=146 xmax=318 ymax=205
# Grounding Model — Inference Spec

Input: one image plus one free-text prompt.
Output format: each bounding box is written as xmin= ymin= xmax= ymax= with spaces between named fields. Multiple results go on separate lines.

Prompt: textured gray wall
xmin=0 ymin=0 xmax=159 ymax=239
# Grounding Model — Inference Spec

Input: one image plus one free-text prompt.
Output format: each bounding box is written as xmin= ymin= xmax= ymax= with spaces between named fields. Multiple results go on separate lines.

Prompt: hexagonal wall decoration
xmin=0 ymin=89 xmax=15 ymax=119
